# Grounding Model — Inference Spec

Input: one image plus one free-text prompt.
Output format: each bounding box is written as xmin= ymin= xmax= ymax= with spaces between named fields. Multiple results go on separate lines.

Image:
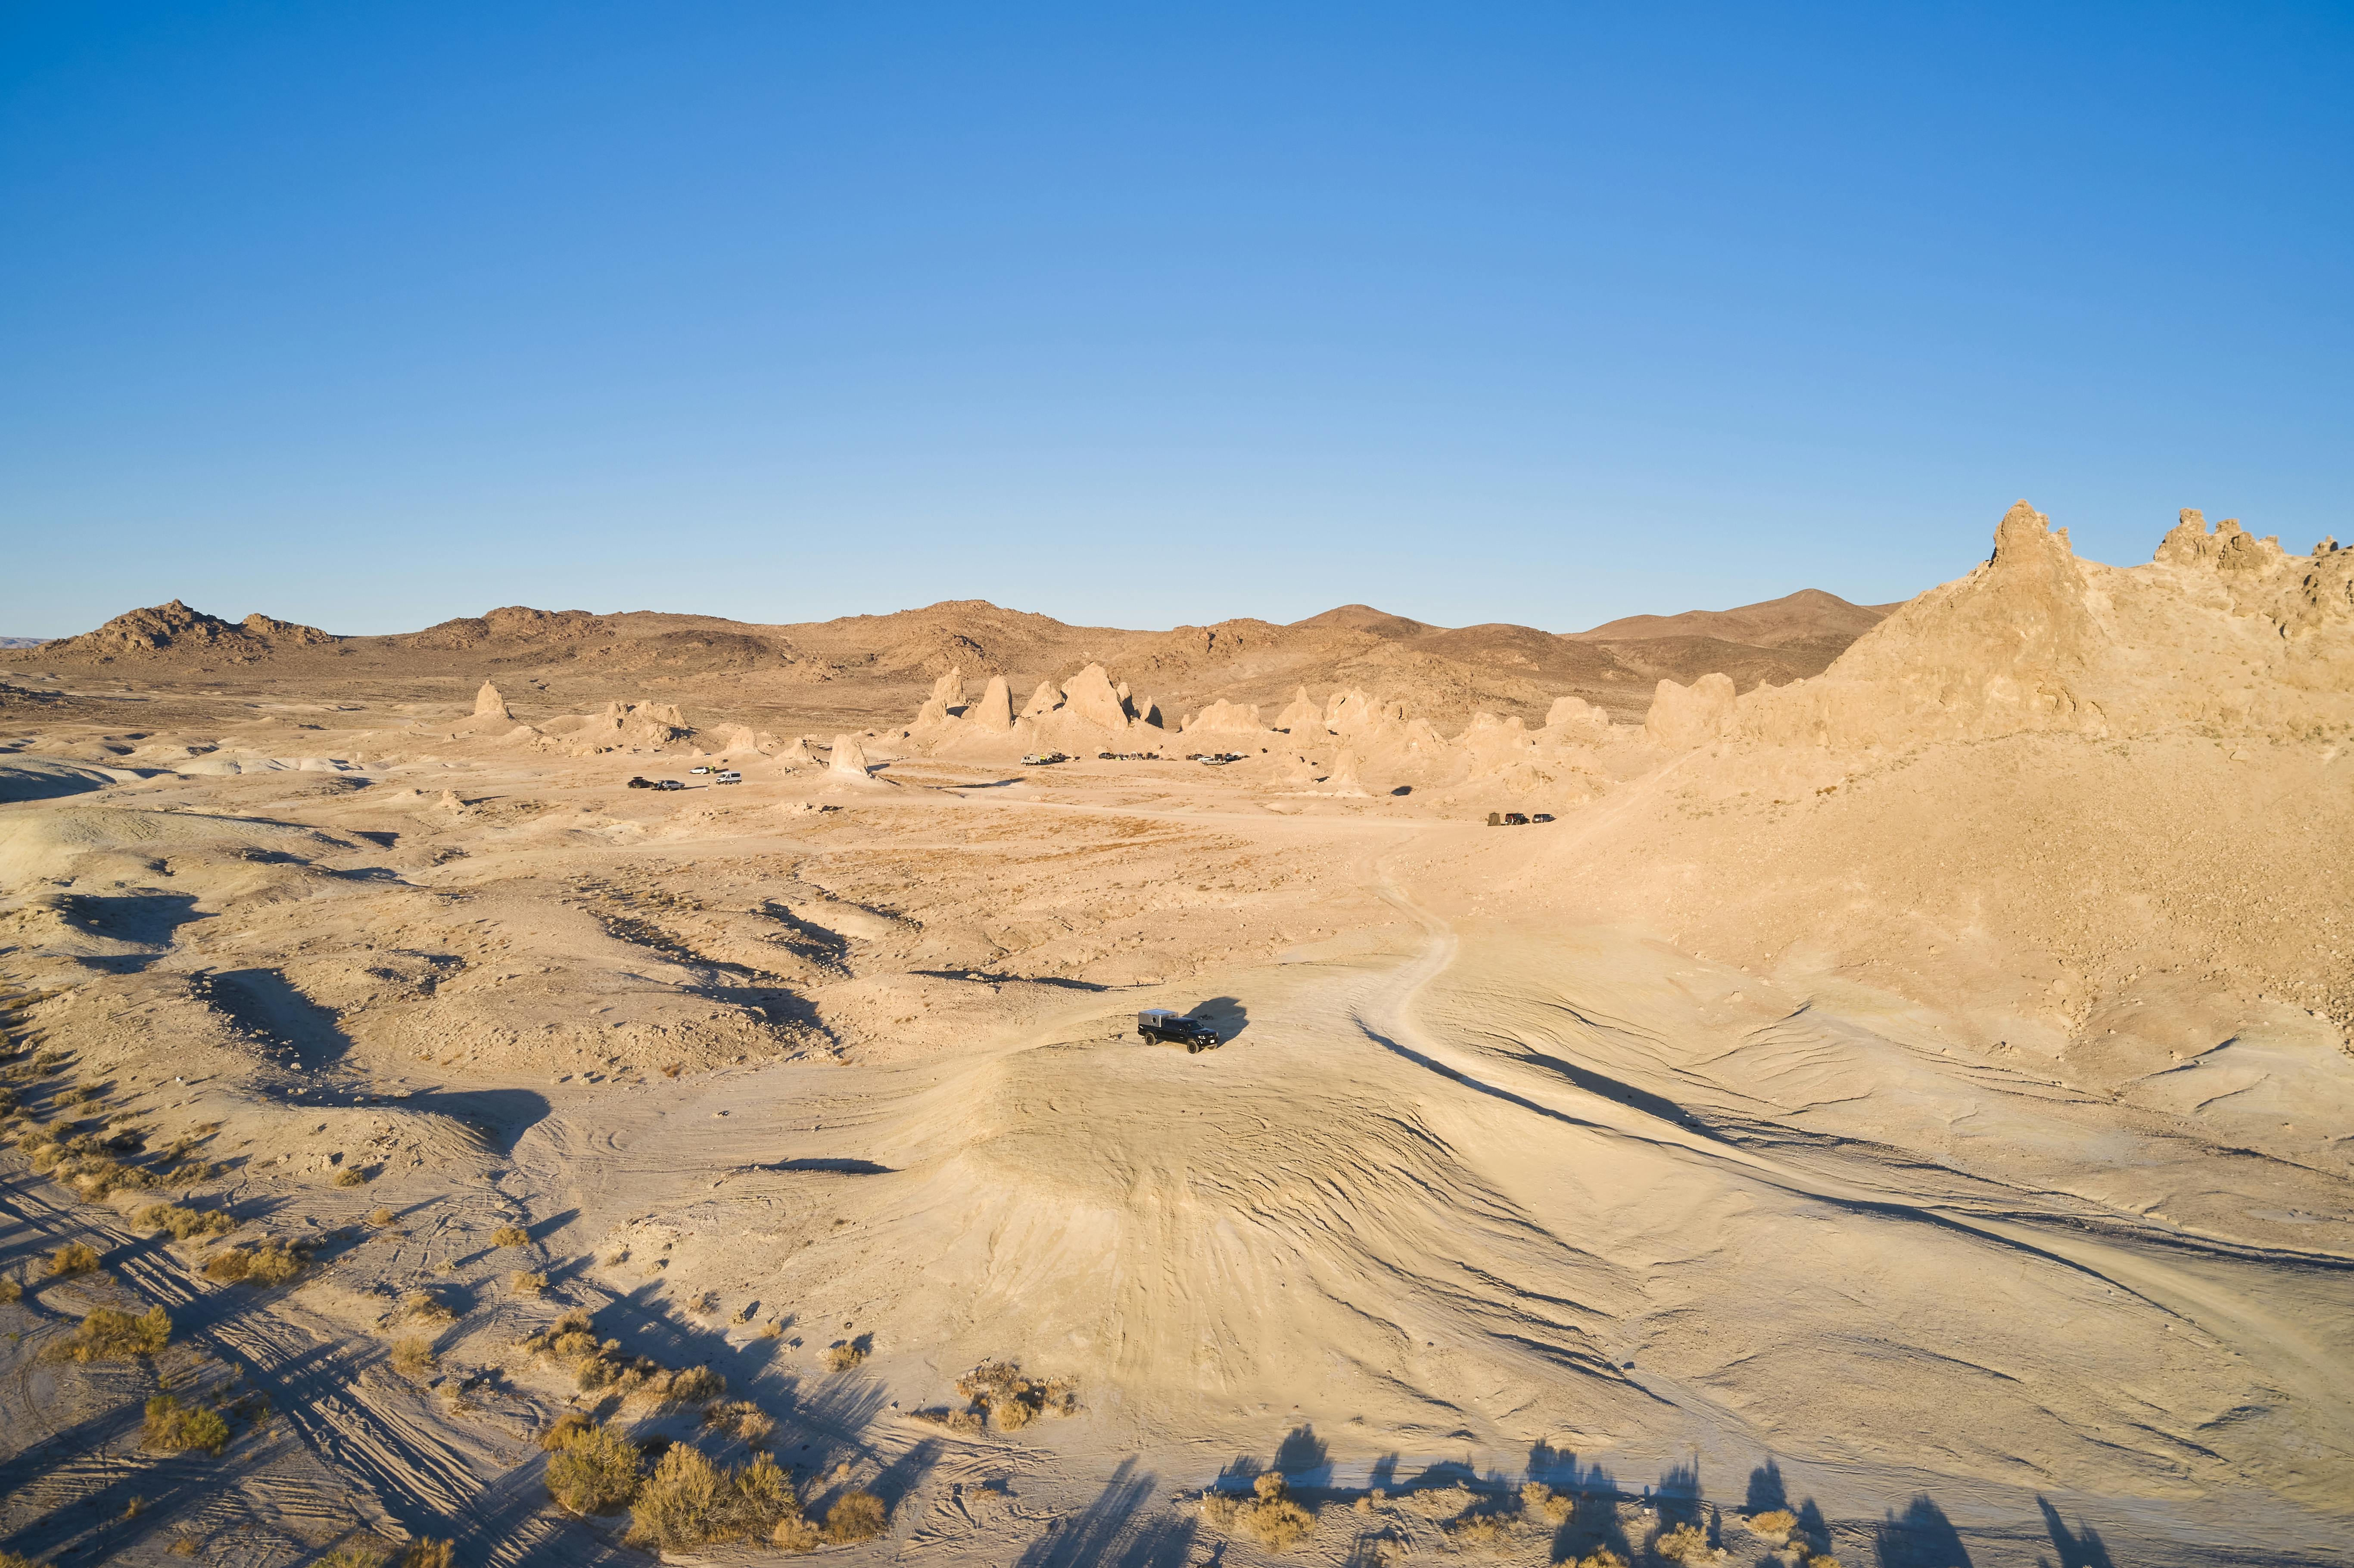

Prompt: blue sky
xmin=3 ymin=2 xmax=2348 ymax=637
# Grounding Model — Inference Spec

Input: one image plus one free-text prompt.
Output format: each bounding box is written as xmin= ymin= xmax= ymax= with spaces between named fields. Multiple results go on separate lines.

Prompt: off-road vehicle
xmin=1136 ymin=1008 xmax=1220 ymax=1052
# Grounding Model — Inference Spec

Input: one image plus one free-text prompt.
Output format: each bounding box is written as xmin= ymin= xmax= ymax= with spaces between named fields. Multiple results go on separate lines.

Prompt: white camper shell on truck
xmin=1136 ymin=1008 xmax=1219 ymax=1052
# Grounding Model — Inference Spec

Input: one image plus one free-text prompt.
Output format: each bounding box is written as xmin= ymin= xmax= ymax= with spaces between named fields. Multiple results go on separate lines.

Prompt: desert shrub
xmin=1654 ymin=1524 xmax=1716 ymax=1563
xmin=367 ymin=1207 xmax=397 ymax=1227
xmin=391 ymin=1337 xmax=439 ymax=1377
xmin=143 ymin=1393 xmax=230 ymax=1455
xmin=492 ymin=1223 xmax=530 ymax=1247
xmin=0 ymin=1552 xmax=37 ymax=1568
xmin=1446 ymin=1509 xmax=1513 ymax=1548
xmin=823 ymin=1489 xmax=888 ymax=1543
xmin=1202 ymin=1473 xmax=1314 ymax=1551
xmin=203 ymin=1237 xmax=308 ymax=1285
xmin=911 ymin=1405 xmax=985 ymax=1434
xmin=1747 ymin=1509 xmax=1797 ymax=1541
xmin=510 ymin=1269 xmax=547 ymax=1295
xmin=546 ymin=1420 xmax=644 ymax=1515
xmin=399 ymin=1289 xmax=457 ymax=1325
xmin=401 ymin=1539 xmax=452 ymax=1568
xmin=72 ymin=1304 xmax=171 ymax=1361
xmin=140 ymin=1202 xmax=235 ymax=1240
xmin=540 ymin=1410 xmax=592 ymax=1451
xmin=49 ymin=1240 xmax=100 ymax=1276
xmin=317 ymin=1547 xmax=388 ymax=1568
xmin=705 ymin=1399 xmax=775 ymax=1447
xmin=1567 ymin=1551 xmax=1628 ymax=1568
xmin=627 ymin=1443 xmax=806 ymax=1549
xmin=1521 ymin=1481 xmax=1575 ymax=1525
xmin=662 ymin=1365 xmax=726 ymax=1406
xmin=821 ymin=1339 xmax=867 ymax=1372
xmin=954 ymin=1360 xmax=1077 ymax=1429
xmin=334 ymin=1167 xmax=368 ymax=1187
xmin=0 ymin=1276 xmax=19 ymax=1304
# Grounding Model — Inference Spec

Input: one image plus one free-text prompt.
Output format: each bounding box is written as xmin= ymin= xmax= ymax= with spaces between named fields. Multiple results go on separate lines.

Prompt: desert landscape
xmin=0 ymin=500 xmax=2347 ymax=1566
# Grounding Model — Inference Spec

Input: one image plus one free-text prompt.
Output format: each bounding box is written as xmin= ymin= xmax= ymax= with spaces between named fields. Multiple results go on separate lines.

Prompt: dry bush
xmin=492 ymin=1224 xmax=530 ymax=1248
xmin=170 ymin=1539 xmax=199 ymax=1557
xmin=510 ymin=1269 xmax=548 ymax=1295
xmin=1522 ymin=1482 xmax=1575 ymax=1525
xmin=202 ymin=1238 xmax=307 ymax=1285
xmin=140 ymin=1202 xmax=234 ymax=1241
xmin=545 ymin=1420 xmax=644 ymax=1515
xmin=821 ymin=1340 xmax=866 ymax=1372
xmin=1654 ymin=1524 xmax=1718 ymax=1564
xmin=626 ymin=1444 xmax=805 ymax=1550
xmin=823 ymin=1489 xmax=888 ymax=1544
xmin=772 ymin=1515 xmax=820 ymax=1552
xmin=317 ymin=1547 xmax=387 ymax=1568
xmin=402 ymin=1540 xmax=452 ymax=1568
xmin=143 ymin=1393 xmax=230 ymax=1455
xmin=49 ymin=1240 xmax=100 ymax=1276
xmin=909 ymin=1405 xmax=985 ymax=1434
xmin=1202 ymin=1473 xmax=1314 ymax=1551
xmin=540 ymin=1410 xmax=592 ymax=1451
xmin=0 ymin=1277 xmax=19 ymax=1304
xmin=705 ymin=1399 xmax=775 ymax=1447
xmin=399 ymin=1289 xmax=457 ymax=1325
xmin=71 ymin=1304 xmax=171 ymax=1361
xmin=1567 ymin=1551 xmax=1628 ymax=1568
xmin=334 ymin=1167 xmax=369 ymax=1187
xmin=526 ymin=1309 xmax=726 ymax=1406
xmin=953 ymin=1360 xmax=1077 ymax=1429
xmin=1746 ymin=1509 xmax=1797 ymax=1542
xmin=391 ymin=1337 xmax=439 ymax=1378
xmin=367 ymin=1207 xmax=397 ymax=1227
xmin=1446 ymin=1509 xmax=1513 ymax=1548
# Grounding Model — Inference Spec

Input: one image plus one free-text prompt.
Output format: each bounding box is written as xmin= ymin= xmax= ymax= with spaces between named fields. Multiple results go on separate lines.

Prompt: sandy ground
xmin=1 ymin=616 xmax=2349 ymax=1567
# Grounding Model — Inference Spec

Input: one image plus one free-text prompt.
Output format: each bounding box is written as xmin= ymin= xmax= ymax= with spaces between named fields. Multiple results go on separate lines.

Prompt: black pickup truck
xmin=1136 ymin=1008 xmax=1220 ymax=1052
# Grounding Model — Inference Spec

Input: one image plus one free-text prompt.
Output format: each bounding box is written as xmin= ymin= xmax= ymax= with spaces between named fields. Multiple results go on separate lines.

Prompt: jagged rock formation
xmin=1732 ymin=502 xmax=2354 ymax=750
xmin=534 ymin=700 xmax=692 ymax=754
xmin=473 ymin=681 xmax=511 ymax=719
xmin=1184 ymin=699 xmax=1266 ymax=734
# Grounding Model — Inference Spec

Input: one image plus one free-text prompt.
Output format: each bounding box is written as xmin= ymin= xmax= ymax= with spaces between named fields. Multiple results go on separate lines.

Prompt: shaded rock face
xmin=1644 ymin=672 xmax=1737 ymax=749
xmin=1020 ymin=681 xmax=1061 ymax=721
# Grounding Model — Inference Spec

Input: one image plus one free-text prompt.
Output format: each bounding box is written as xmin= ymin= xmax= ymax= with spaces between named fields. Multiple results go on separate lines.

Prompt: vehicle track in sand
xmin=0 ymin=1167 xmax=623 ymax=1565
xmin=1355 ymin=862 xmax=2354 ymax=1509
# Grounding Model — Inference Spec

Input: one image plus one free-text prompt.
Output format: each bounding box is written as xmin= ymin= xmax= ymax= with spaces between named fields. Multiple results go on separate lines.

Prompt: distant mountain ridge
xmin=31 ymin=589 xmax=1901 ymax=726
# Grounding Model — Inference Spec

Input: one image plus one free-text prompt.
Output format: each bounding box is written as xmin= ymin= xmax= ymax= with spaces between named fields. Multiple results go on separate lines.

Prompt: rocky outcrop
xmin=1740 ymin=501 xmax=2354 ymax=748
xmin=1643 ymin=673 xmax=1737 ymax=749
xmin=40 ymin=600 xmax=335 ymax=660
xmin=968 ymin=675 xmax=1014 ymax=732
xmin=474 ymin=681 xmax=511 ymax=719
xmin=1185 ymin=699 xmax=1266 ymax=734
xmin=828 ymin=734 xmax=872 ymax=781
xmin=1057 ymin=664 xmax=1130 ymax=730
xmin=915 ymin=668 xmax=964 ymax=727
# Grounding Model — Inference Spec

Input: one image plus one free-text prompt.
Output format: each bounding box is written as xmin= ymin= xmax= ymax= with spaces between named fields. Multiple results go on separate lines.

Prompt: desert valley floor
xmin=2 ymin=504 xmax=2350 ymax=1568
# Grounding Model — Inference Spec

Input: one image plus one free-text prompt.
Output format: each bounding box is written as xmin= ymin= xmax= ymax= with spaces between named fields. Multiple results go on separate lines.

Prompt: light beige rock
xmin=969 ymin=675 xmax=1014 ymax=732
xmin=1644 ymin=673 xmax=1738 ymax=749
xmin=474 ymin=680 xmax=511 ymax=719
xmin=828 ymin=734 xmax=871 ymax=780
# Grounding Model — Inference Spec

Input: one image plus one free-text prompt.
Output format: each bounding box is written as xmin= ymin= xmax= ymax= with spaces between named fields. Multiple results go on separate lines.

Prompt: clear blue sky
xmin=3 ymin=2 xmax=2348 ymax=637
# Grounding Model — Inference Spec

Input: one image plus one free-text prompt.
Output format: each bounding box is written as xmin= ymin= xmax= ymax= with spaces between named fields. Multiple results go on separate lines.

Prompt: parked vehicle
xmin=1023 ymin=752 xmax=1069 ymax=765
xmin=714 ymin=770 xmax=743 ymax=785
xmin=1531 ymin=813 xmax=1554 ymax=823
xmin=689 ymin=765 xmax=711 ymax=775
xmin=1189 ymin=752 xmax=1248 ymax=765
xmin=1486 ymin=811 xmax=1532 ymax=825
xmin=626 ymin=776 xmax=655 ymax=789
xmin=1136 ymin=1008 xmax=1220 ymax=1052
xmin=654 ymin=779 xmax=686 ymax=791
